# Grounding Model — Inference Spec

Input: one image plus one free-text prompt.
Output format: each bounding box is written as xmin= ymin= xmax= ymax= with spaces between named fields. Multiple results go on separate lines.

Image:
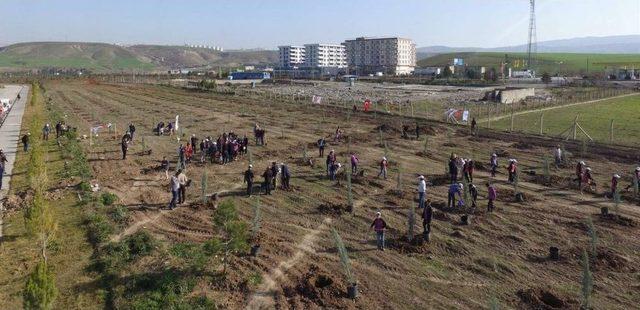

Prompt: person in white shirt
xmin=554 ymin=146 xmax=562 ymax=167
xmin=417 ymin=175 xmax=427 ymax=209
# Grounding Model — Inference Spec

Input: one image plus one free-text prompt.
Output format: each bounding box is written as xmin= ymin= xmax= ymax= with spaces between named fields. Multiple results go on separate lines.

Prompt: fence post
xmin=539 ymin=113 xmax=544 ymax=135
xmin=609 ymin=119 xmax=614 ymax=143
xmin=572 ymin=115 xmax=579 ymax=140
xmin=510 ymin=106 xmax=514 ymax=132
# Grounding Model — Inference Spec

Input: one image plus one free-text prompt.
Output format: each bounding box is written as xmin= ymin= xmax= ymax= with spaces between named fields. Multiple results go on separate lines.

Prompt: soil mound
xmin=283 ymin=265 xmax=346 ymax=308
xmin=317 ymin=203 xmax=350 ymax=216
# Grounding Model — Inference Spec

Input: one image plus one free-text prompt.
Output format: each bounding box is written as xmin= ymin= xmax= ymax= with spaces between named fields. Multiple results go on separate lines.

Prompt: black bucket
xmin=423 ymin=231 xmax=430 ymax=242
xmin=461 ymin=215 xmax=470 ymax=225
xmin=549 ymin=247 xmax=559 ymax=260
xmin=348 ymin=283 xmax=358 ymax=299
xmin=600 ymin=207 xmax=609 ymax=216
xmin=515 ymin=193 xmax=525 ymax=202
xmin=250 ymin=244 xmax=261 ymax=257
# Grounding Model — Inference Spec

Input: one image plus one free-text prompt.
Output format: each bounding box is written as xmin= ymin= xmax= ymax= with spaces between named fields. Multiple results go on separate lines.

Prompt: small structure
xmin=229 ymin=72 xmax=271 ymax=80
xmin=483 ymin=87 xmax=535 ymax=104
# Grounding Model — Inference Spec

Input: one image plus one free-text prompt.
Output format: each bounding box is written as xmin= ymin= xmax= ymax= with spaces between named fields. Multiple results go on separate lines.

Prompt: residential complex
xmin=303 ymin=44 xmax=347 ymax=68
xmin=278 ymin=45 xmax=305 ymax=68
xmin=343 ymin=37 xmax=416 ymax=75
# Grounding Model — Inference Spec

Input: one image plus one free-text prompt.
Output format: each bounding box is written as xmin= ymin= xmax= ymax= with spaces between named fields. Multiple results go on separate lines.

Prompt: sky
xmin=0 ymin=0 xmax=638 ymax=49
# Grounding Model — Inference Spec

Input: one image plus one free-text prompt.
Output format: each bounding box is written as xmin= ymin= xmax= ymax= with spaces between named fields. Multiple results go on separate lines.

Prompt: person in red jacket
xmin=610 ymin=174 xmax=621 ymax=198
xmin=370 ymin=212 xmax=387 ymax=251
xmin=507 ymin=159 xmax=518 ymax=183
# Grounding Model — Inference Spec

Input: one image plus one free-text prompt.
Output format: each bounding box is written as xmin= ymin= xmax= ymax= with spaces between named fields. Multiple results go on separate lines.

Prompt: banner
xmin=312 ymin=95 xmax=322 ymax=104
xmin=175 ymin=115 xmax=180 ymax=130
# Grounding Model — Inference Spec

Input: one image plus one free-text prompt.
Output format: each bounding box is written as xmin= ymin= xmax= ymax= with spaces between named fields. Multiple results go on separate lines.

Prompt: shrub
xmin=101 ymin=192 xmax=118 ymax=206
xmin=109 ymin=206 xmax=130 ymax=225
xmin=77 ymin=181 xmax=92 ymax=193
xmin=585 ymin=217 xmax=597 ymax=257
xmin=23 ymin=260 xmax=57 ymax=310
xmin=125 ymin=231 xmax=155 ymax=259
xmin=85 ymin=212 xmax=114 ymax=246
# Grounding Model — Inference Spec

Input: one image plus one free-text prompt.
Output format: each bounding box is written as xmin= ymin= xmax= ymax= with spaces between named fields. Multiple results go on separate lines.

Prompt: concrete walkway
xmin=0 ymin=85 xmax=29 ymax=240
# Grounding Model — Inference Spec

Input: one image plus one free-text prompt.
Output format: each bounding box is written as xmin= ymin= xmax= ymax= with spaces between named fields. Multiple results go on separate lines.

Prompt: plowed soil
xmin=45 ymin=80 xmax=640 ymax=309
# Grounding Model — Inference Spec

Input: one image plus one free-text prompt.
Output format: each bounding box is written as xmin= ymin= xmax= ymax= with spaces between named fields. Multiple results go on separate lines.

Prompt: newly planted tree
xmin=346 ymin=171 xmax=354 ymax=212
xmin=201 ymin=170 xmax=208 ymax=203
xmin=23 ymin=260 xmax=57 ymax=310
xmin=331 ymin=228 xmax=356 ymax=297
xmin=581 ymin=250 xmax=593 ymax=309
xmin=407 ymin=203 xmax=416 ymax=242
xmin=213 ymin=200 xmax=249 ymax=273
xmin=543 ymin=156 xmax=550 ymax=183
xmin=585 ymin=217 xmax=597 ymax=257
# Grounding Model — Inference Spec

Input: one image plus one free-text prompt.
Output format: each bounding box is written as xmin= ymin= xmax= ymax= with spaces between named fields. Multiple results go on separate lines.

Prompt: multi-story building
xmin=343 ymin=37 xmax=416 ymax=75
xmin=278 ymin=45 xmax=305 ymax=68
xmin=303 ymin=44 xmax=347 ymax=68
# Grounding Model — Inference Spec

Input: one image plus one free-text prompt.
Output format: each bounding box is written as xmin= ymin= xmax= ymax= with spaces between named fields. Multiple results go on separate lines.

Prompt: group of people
xmin=445 ymin=153 xmax=498 ymax=212
xmin=243 ymin=162 xmax=291 ymax=197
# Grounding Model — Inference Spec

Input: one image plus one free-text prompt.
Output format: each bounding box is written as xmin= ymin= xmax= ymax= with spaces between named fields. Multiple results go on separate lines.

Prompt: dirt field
xmin=44 ymin=80 xmax=640 ymax=309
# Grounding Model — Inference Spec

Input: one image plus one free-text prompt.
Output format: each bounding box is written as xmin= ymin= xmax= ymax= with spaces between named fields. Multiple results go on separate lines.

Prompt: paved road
xmin=0 ymin=85 xmax=29 ymax=240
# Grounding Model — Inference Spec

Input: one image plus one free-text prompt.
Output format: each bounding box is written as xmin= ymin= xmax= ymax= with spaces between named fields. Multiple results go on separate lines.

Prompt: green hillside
xmin=0 ymin=42 xmax=278 ymax=72
xmin=0 ymin=42 xmax=155 ymax=71
xmin=418 ymin=52 xmax=640 ymax=75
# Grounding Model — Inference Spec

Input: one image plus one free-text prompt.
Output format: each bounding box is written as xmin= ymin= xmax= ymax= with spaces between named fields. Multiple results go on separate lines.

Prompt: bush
xmin=23 ymin=260 xmax=57 ymax=310
xmin=77 ymin=181 xmax=92 ymax=193
xmin=109 ymin=206 xmax=130 ymax=225
xmin=85 ymin=212 xmax=114 ymax=246
xmin=125 ymin=231 xmax=155 ymax=259
xmin=101 ymin=192 xmax=118 ymax=206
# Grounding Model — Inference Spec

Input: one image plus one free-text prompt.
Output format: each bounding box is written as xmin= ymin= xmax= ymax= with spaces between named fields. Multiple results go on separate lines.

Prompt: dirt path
xmin=479 ymin=93 xmax=639 ymax=123
xmin=246 ymin=217 xmax=333 ymax=310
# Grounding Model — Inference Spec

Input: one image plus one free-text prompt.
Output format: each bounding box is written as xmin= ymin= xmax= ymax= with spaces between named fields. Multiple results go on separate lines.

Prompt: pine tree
xmin=346 ymin=171 xmax=354 ymax=212
xmin=331 ymin=228 xmax=355 ymax=285
xmin=423 ymin=136 xmax=429 ymax=154
xmin=543 ymin=156 xmax=550 ymax=183
xmin=23 ymin=260 xmax=57 ymax=310
xmin=251 ymin=197 xmax=261 ymax=240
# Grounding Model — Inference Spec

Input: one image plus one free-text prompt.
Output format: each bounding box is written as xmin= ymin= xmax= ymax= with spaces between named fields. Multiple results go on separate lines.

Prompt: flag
xmin=175 ymin=115 xmax=180 ymax=130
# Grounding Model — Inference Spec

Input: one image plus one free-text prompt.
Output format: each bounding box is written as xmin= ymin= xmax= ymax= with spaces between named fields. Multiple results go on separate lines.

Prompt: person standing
xmin=42 ymin=123 xmax=51 ymax=141
xmin=191 ymin=134 xmax=198 ymax=155
xmin=449 ymin=154 xmax=458 ymax=183
xmin=417 ymin=175 xmax=426 ymax=209
xmin=128 ymin=123 xmax=136 ymax=141
xmin=448 ymin=182 xmax=464 ymax=208
xmin=422 ymin=200 xmax=433 ymax=240
xmin=121 ymin=139 xmax=129 ymax=160
xmin=487 ymin=183 xmax=497 ymax=212
xmin=161 ymin=156 xmax=170 ymax=180
xmin=464 ymin=159 xmax=474 ymax=183
xmin=22 ymin=133 xmax=30 ymax=152
xmin=575 ymin=161 xmax=586 ymax=188
xmin=317 ymin=137 xmax=326 ymax=158
xmin=262 ymin=166 xmax=273 ymax=195
xmin=554 ymin=146 xmax=563 ymax=167
xmin=490 ymin=153 xmax=498 ymax=177
xmin=507 ymin=159 xmax=518 ymax=183
xmin=177 ymin=169 xmax=188 ymax=204
xmin=168 ymin=171 xmax=180 ymax=210
xmin=415 ymin=123 xmax=420 ymax=140
xmin=610 ymin=174 xmax=621 ymax=198
xmin=469 ymin=184 xmax=478 ymax=208
xmin=244 ymin=165 xmax=255 ymax=197
xmin=370 ymin=212 xmax=387 ymax=251
xmin=281 ymin=163 xmax=290 ymax=190
xmin=0 ymin=149 xmax=7 ymax=191
xmin=377 ymin=157 xmax=388 ymax=180
xmin=270 ymin=161 xmax=279 ymax=190
xmin=326 ymin=150 xmax=336 ymax=176
xmin=471 ymin=117 xmax=477 ymax=135
xmin=350 ymin=152 xmax=359 ymax=176
xmin=55 ymin=121 xmax=62 ymax=139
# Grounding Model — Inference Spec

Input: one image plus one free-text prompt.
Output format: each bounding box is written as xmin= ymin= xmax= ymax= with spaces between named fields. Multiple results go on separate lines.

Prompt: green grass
xmin=492 ymin=94 xmax=640 ymax=145
xmin=418 ymin=52 xmax=640 ymax=75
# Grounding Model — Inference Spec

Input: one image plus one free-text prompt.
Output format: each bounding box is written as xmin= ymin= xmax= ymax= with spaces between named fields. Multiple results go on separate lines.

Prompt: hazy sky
xmin=0 ymin=0 xmax=638 ymax=48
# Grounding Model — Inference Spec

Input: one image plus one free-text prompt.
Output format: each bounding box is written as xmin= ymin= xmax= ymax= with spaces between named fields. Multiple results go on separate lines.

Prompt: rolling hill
xmin=0 ymin=42 xmax=278 ymax=72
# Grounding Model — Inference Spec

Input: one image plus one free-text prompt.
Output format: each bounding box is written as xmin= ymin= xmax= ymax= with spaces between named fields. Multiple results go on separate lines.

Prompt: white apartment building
xmin=278 ymin=45 xmax=305 ymax=68
xmin=303 ymin=44 xmax=347 ymax=68
xmin=343 ymin=37 xmax=416 ymax=75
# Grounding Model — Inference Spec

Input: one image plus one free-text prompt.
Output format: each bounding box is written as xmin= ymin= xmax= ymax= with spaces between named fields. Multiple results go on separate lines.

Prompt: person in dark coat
xmin=191 ymin=135 xmax=198 ymax=155
xmin=0 ymin=149 xmax=7 ymax=190
xmin=422 ymin=200 xmax=433 ymax=240
xmin=22 ymin=133 xmax=30 ymax=152
xmin=317 ymin=138 xmax=326 ymax=158
xmin=270 ymin=161 xmax=278 ymax=190
xmin=121 ymin=139 xmax=129 ymax=160
xmin=449 ymin=155 xmax=458 ymax=183
xmin=244 ymin=165 xmax=255 ymax=196
xmin=415 ymin=123 xmax=420 ymax=139
xmin=262 ymin=167 xmax=273 ymax=195
xmin=280 ymin=163 xmax=290 ymax=190
xmin=128 ymin=123 xmax=136 ymax=141
xmin=370 ymin=212 xmax=387 ymax=251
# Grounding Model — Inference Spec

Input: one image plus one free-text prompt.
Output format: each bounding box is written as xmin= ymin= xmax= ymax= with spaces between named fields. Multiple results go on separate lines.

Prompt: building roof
xmin=344 ymin=37 xmax=413 ymax=42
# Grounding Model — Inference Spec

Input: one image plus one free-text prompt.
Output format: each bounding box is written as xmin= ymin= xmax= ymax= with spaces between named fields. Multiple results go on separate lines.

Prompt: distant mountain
xmin=417 ymin=35 xmax=640 ymax=57
xmin=0 ymin=42 xmax=278 ymax=72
